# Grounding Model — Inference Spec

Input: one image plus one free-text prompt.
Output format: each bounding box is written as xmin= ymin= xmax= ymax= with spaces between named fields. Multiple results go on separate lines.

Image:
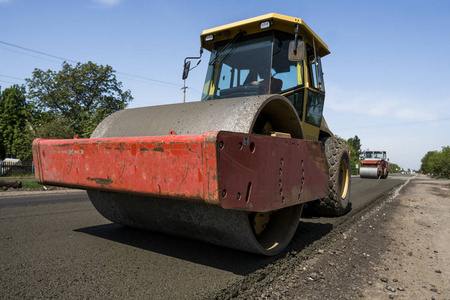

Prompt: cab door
xmin=303 ymin=47 xmax=325 ymax=141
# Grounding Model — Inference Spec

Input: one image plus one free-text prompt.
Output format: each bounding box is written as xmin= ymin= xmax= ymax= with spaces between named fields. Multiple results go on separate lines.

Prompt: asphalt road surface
xmin=0 ymin=190 xmax=89 ymax=208
xmin=0 ymin=175 xmax=411 ymax=299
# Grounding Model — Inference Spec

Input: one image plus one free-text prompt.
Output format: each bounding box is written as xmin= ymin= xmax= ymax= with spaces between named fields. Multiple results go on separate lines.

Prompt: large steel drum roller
xmin=360 ymin=167 xmax=380 ymax=179
xmin=87 ymin=95 xmax=304 ymax=255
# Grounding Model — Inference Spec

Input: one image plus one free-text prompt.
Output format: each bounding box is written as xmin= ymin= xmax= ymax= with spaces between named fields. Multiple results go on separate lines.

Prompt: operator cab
xmin=195 ymin=14 xmax=331 ymax=140
xmin=364 ymin=151 xmax=387 ymax=160
xmin=201 ymin=32 xmax=302 ymax=99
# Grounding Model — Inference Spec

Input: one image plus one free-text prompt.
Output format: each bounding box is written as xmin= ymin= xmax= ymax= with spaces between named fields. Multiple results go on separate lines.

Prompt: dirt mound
xmin=0 ymin=180 xmax=22 ymax=191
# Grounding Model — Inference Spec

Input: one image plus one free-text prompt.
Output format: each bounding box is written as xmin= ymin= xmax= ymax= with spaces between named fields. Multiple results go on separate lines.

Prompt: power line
xmin=0 ymin=46 xmax=61 ymax=64
xmin=0 ymin=40 xmax=186 ymax=89
xmin=0 ymin=79 xmax=19 ymax=85
xmin=188 ymin=86 xmax=203 ymax=95
xmin=117 ymin=71 xmax=181 ymax=88
xmin=117 ymin=73 xmax=203 ymax=96
xmin=0 ymin=40 xmax=207 ymax=101
xmin=0 ymin=74 xmax=25 ymax=81
xmin=0 ymin=41 xmax=76 ymax=63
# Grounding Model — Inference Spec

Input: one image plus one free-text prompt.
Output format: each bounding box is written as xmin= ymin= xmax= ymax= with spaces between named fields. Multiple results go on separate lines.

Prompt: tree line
xmin=0 ymin=61 xmax=133 ymax=161
xmin=420 ymin=147 xmax=450 ymax=178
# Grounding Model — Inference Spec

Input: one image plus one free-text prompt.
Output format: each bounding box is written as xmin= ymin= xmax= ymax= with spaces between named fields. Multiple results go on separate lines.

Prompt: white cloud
xmin=92 ymin=0 xmax=121 ymax=7
xmin=326 ymin=83 xmax=438 ymax=121
xmin=394 ymin=108 xmax=425 ymax=120
xmin=323 ymin=83 xmax=450 ymax=170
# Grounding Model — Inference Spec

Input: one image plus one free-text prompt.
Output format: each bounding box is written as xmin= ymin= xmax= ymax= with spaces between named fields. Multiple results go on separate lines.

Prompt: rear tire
xmin=309 ymin=137 xmax=351 ymax=216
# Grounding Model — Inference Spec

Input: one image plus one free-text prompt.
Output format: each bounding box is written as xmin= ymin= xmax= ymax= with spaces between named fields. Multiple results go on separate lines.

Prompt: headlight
xmin=260 ymin=21 xmax=271 ymax=29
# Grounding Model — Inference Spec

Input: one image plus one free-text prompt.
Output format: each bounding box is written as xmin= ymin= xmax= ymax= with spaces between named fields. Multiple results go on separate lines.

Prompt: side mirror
xmin=182 ymin=61 xmax=191 ymax=80
xmin=288 ymin=40 xmax=304 ymax=61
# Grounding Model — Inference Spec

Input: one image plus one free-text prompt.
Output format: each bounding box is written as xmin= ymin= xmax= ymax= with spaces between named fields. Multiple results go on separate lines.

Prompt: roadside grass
xmin=2 ymin=174 xmax=35 ymax=179
xmin=21 ymin=180 xmax=43 ymax=190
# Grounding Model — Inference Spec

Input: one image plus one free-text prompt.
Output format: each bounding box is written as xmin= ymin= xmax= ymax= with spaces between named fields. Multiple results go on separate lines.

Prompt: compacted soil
xmin=214 ymin=175 xmax=450 ymax=299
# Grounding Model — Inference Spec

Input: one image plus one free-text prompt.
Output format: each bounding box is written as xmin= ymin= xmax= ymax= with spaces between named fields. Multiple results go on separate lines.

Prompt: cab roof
xmin=201 ymin=13 xmax=330 ymax=57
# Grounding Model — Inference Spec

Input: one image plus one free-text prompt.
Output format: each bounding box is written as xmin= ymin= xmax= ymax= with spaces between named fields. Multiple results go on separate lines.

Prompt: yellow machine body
xmin=200 ymin=13 xmax=333 ymax=140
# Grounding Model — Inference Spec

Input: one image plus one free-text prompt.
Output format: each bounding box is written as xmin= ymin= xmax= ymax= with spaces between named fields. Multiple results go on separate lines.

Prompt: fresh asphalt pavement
xmin=0 ymin=189 xmax=88 ymax=208
xmin=0 ymin=175 xmax=412 ymax=299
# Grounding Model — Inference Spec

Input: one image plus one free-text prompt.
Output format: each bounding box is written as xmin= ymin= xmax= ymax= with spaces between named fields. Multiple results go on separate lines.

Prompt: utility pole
xmin=182 ymin=81 xmax=188 ymax=103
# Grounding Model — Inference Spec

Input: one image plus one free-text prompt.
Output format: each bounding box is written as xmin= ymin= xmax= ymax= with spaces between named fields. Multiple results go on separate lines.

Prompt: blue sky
xmin=1 ymin=0 xmax=449 ymax=170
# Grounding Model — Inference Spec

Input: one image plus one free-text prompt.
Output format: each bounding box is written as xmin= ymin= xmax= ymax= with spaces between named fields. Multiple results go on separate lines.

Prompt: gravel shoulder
xmin=276 ymin=174 xmax=450 ymax=299
xmin=216 ymin=174 xmax=449 ymax=299
xmin=358 ymin=175 xmax=450 ymax=299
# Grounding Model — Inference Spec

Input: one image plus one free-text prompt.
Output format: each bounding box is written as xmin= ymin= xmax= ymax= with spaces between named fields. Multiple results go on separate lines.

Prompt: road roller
xmin=360 ymin=150 xmax=389 ymax=179
xmin=32 ymin=13 xmax=351 ymax=256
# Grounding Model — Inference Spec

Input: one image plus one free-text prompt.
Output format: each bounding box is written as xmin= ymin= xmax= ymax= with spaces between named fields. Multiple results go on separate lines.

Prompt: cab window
xmin=272 ymin=34 xmax=304 ymax=91
xmin=305 ymin=91 xmax=324 ymax=126
xmin=285 ymin=90 xmax=304 ymax=120
xmin=307 ymin=46 xmax=325 ymax=92
xmin=202 ymin=35 xmax=273 ymax=100
xmin=202 ymin=31 xmax=305 ymax=100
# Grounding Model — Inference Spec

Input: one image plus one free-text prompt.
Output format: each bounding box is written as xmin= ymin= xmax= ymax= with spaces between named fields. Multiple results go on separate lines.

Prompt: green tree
xmin=421 ymin=146 xmax=450 ymax=177
xmin=36 ymin=115 xmax=76 ymax=139
xmin=440 ymin=146 xmax=450 ymax=177
xmin=0 ymin=86 xmax=5 ymax=159
xmin=338 ymin=135 xmax=360 ymax=175
xmin=0 ymin=85 xmax=33 ymax=161
xmin=347 ymin=135 xmax=362 ymax=159
xmin=421 ymin=150 xmax=438 ymax=175
xmin=347 ymin=143 xmax=361 ymax=175
xmin=389 ymin=163 xmax=402 ymax=173
xmin=26 ymin=61 xmax=133 ymax=138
